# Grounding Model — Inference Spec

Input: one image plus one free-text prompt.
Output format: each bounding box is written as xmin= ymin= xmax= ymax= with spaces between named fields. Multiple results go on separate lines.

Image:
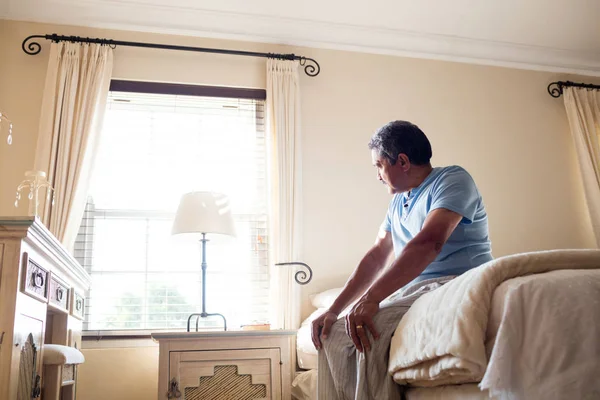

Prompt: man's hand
xmin=311 ymin=310 xmax=338 ymax=350
xmin=345 ymin=298 xmax=380 ymax=352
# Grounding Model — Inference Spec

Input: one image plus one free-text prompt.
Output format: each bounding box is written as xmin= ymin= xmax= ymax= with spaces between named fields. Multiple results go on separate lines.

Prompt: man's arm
xmin=328 ymin=229 xmax=394 ymax=315
xmin=311 ymin=230 xmax=393 ymax=349
xmin=363 ymin=208 xmax=462 ymax=303
xmin=346 ymin=208 xmax=463 ymax=351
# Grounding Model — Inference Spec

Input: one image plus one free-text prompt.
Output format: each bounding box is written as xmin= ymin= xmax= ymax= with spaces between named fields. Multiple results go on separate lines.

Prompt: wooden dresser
xmin=0 ymin=217 xmax=91 ymax=400
xmin=152 ymin=330 xmax=296 ymax=400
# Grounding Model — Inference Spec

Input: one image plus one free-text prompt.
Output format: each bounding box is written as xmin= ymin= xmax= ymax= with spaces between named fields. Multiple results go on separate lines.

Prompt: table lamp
xmin=172 ymin=191 xmax=236 ymax=331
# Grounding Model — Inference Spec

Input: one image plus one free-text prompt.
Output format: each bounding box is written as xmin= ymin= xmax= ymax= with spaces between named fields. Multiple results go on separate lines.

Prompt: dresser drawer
xmin=49 ymin=274 xmax=70 ymax=312
xmin=21 ymin=252 xmax=49 ymax=303
xmin=70 ymin=291 xmax=85 ymax=320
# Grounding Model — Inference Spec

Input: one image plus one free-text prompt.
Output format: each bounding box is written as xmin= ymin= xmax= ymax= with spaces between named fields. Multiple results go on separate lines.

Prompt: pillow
xmin=300 ymin=308 xmax=328 ymax=327
xmin=309 ymin=287 xmax=343 ymax=309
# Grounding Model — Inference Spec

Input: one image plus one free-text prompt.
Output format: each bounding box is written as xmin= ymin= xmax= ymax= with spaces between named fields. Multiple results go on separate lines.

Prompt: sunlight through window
xmin=74 ymin=87 xmax=269 ymax=332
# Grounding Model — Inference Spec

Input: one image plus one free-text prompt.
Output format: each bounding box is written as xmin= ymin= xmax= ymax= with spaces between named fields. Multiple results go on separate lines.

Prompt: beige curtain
xmin=563 ymin=87 xmax=600 ymax=247
xmin=35 ymin=42 xmax=113 ymax=249
xmin=266 ymin=59 xmax=303 ymax=329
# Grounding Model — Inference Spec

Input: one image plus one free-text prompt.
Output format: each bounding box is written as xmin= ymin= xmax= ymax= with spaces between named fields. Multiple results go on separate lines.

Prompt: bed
xmin=292 ymin=250 xmax=600 ymax=400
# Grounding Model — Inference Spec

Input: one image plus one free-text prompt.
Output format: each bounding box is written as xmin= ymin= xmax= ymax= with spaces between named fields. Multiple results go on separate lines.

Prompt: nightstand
xmin=152 ymin=330 xmax=296 ymax=400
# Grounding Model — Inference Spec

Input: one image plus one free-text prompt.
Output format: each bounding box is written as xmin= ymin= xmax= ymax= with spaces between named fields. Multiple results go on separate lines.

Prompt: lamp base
xmin=187 ymin=312 xmax=227 ymax=332
xmin=185 ymin=233 xmax=227 ymax=332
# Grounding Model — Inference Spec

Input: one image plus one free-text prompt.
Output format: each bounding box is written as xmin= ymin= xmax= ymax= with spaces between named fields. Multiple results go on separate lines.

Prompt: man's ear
xmin=397 ymin=153 xmax=410 ymax=170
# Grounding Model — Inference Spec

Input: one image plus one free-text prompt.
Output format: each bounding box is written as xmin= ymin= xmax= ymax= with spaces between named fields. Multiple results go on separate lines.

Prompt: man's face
xmin=371 ymin=150 xmax=406 ymax=195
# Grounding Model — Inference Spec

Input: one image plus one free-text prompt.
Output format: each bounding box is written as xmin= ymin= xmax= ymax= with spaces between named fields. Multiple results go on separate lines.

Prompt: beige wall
xmin=78 ymin=345 xmax=159 ymax=400
xmin=1 ymin=18 xmax=597 ymax=400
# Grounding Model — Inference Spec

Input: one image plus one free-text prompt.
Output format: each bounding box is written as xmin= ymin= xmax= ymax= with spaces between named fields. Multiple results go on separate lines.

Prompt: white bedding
xmin=292 ymin=370 xmax=317 ymax=400
xmin=296 ymin=308 xmax=323 ymax=370
xmin=481 ymin=268 xmax=600 ymax=399
xmin=294 ymin=310 xmax=319 ymax=400
xmin=292 ymin=372 xmax=492 ymax=400
xmin=405 ymin=384 xmax=490 ymax=400
xmin=394 ymin=278 xmax=513 ymax=400
xmin=292 ymin=275 xmax=518 ymax=399
xmin=389 ymin=250 xmax=600 ymax=395
xmin=408 ymin=268 xmax=600 ymax=400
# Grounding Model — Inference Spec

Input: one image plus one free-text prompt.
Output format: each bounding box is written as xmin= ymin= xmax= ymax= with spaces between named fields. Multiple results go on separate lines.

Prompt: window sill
xmin=83 ymin=329 xmax=164 ymax=339
xmin=81 ymin=328 xmax=227 ymax=349
xmin=81 ymin=336 xmax=157 ymax=349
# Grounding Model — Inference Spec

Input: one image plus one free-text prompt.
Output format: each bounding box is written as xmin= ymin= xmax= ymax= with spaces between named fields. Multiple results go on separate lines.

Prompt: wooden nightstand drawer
xmin=70 ymin=291 xmax=85 ymax=320
xmin=21 ymin=252 xmax=49 ymax=303
xmin=170 ymin=349 xmax=279 ymax=399
xmin=49 ymin=275 xmax=70 ymax=312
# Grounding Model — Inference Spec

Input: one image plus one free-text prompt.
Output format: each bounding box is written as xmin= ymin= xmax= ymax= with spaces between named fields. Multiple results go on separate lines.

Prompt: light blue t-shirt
xmin=382 ymin=165 xmax=493 ymax=282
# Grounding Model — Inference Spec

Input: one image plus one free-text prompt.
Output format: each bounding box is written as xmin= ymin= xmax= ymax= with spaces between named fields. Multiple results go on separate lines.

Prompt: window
xmin=74 ymin=81 xmax=269 ymax=332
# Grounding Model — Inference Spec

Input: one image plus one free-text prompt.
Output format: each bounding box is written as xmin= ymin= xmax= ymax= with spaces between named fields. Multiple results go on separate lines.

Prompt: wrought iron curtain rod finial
xmin=299 ymin=57 xmax=320 ymax=77
xmin=275 ymin=262 xmax=313 ymax=285
xmin=22 ymin=35 xmax=46 ymax=55
xmin=547 ymin=81 xmax=564 ymax=98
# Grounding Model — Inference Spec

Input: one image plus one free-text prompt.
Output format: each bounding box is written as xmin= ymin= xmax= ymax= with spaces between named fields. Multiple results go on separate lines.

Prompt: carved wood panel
xmin=169 ymin=348 xmax=280 ymax=400
xmin=14 ymin=315 xmax=43 ymax=400
xmin=184 ymin=365 xmax=267 ymax=400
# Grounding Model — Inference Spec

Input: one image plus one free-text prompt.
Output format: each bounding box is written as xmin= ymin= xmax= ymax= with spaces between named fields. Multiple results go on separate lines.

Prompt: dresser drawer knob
xmin=76 ymin=299 xmax=83 ymax=311
xmin=56 ymin=287 xmax=64 ymax=301
xmin=32 ymin=272 xmax=45 ymax=288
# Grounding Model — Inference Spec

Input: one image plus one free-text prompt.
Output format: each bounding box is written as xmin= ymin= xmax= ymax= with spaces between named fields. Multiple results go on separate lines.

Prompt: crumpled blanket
xmin=388 ymin=249 xmax=600 ymax=387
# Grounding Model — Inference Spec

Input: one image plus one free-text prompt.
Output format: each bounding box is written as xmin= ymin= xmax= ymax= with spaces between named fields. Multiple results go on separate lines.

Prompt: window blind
xmin=74 ymin=89 xmax=269 ymax=332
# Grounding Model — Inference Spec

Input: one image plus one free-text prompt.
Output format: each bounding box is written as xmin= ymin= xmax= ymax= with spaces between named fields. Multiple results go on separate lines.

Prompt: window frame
xmin=79 ymin=80 xmax=269 ymax=339
xmin=109 ymin=80 xmax=266 ymax=100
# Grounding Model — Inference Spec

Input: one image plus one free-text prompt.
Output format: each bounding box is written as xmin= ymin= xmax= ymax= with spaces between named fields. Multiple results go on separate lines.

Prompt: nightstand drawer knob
xmin=167 ymin=378 xmax=181 ymax=398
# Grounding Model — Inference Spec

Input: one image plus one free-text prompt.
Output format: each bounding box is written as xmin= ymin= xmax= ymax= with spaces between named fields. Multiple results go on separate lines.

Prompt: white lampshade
xmin=172 ymin=191 xmax=236 ymax=238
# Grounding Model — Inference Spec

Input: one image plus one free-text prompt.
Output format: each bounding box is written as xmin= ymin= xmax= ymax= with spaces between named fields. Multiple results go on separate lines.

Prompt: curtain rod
xmin=22 ymin=33 xmax=321 ymax=77
xmin=547 ymin=81 xmax=600 ymax=98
